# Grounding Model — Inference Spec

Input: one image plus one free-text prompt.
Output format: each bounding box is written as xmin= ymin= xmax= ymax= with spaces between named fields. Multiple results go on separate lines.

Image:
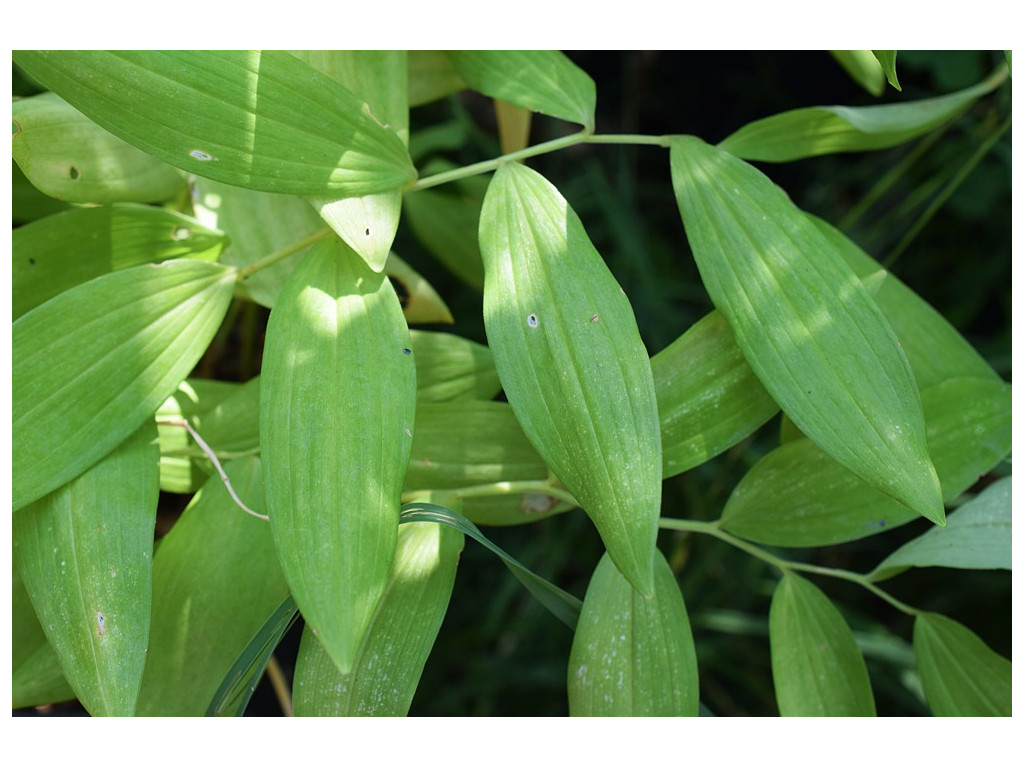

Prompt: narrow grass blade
xmin=261 ymin=237 xmax=416 ymax=673
xmin=769 ymin=573 xmax=876 ymax=716
xmin=671 ymin=136 xmax=943 ymax=525
xmin=480 ymin=161 xmax=662 ymax=595
xmin=13 ymin=259 xmax=235 ymax=510
xmin=293 ymin=521 xmax=463 ymax=716
xmin=13 ymin=423 xmax=159 ymax=716
xmin=13 ymin=51 xmax=416 ymax=196
xmin=568 ymin=550 xmax=699 ymax=716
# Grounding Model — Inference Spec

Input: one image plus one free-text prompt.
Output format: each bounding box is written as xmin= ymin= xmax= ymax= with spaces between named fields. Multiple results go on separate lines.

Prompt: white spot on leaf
xmin=189 ymin=149 xmax=216 ymax=162
xmin=527 ymin=313 xmax=539 ymax=328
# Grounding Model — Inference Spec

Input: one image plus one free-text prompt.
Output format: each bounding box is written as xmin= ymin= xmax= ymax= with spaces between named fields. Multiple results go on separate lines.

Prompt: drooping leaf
xmin=670 ymin=135 xmax=943 ymax=525
xmin=13 ymin=259 xmax=236 ymax=511
xmin=13 ymin=50 xmax=416 ymax=196
xmin=653 ymin=310 xmax=778 ymax=478
xmin=13 ymin=423 xmax=159 ymax=716
xmin=480 ymin=161 xmax=662 ymax=595
xmin=12 ymin=92 xmax=186 ymax=203
xmin=914 ymin=612 xmax=1010 ymax=716
xmin=830 ymin=51 xmax=886 ymax=97
xmin=294 ymin=50 xmax=409 ymax=271
xmin=720 ymin=377 xmax=1011 ymax=546
xmin=769 ymin=573 xmax=876 ymax=716
xmin=567 ymin=550 xmax=699 ymax=716
xmin=293 ymin=521 xmax=463 ymax=716
xmin=447 ymin=51 xmax=596 ymax=132
xmin=409 ymin=330 xmax=501 ymax=402
xmin=136 ymin=457 xmax=290 ymax=716
xmin=870 ymin=476 xmax=1011 ymax=581
xmin=717 ymin=68 xmax=1005 ymax=161
xmin=260 ymin=237 xmax=416 ymax=673
xmin=872 ymin=50 xmax=902 ymax=91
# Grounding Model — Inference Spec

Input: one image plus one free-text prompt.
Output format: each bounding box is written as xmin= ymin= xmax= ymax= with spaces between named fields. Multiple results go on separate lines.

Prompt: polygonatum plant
xmin=11 ymin=50 xmax=1011 ymax=717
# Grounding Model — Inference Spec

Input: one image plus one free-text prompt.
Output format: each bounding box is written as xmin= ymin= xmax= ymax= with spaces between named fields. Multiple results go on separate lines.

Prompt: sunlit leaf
xmin=13 ymin=260 xmax=236 ymax=511
xmin=769 ymin=573 xmax=875 ymax=716
xmin=409 ymin=330 xmax=501 ymax=402
xmin=408 ymin=51 xmax=466 ymax=106
xmin=13 ymin=50 xmax=416 ymax=196
xmin=480 ymin=161 xmax=662 ymax=595
xmin=830 ymin=51 xmax=885 ymax=97
xmin=13 ymin=423 xmax=159 ymax=716
xmin=670 ymin=135 xmax=943 ymax=525
xmin=568 ymin=550 xmax=699 ymax=716
xmin=914 ymin=612 xmax=1010 ymax=716
xmin=387 ymin=252 xmax=454 ymax=325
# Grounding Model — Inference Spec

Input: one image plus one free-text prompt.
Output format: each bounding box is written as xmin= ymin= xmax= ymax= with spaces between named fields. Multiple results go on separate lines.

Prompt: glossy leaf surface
xmin=769 ymin=573 xmax=875 ymax=716
xmin=14 ymin=50 xmax=416 ymax=196
xmin=13 ymin=259 xmax=235 ymax=511
xmin=480 ymin=161 xmax=661 ymax=595
xmin=13 ymin=424 xmax=158 ymax=716
xmin=671 ymin=135 xmax=942 ymax=525
xmin=260 ymin=237 xmax=416 ymax=673
xmin=568 ymin=551 xmax=699 ymax=716
xmin=293 ymin=521 xmax=463 ymax=716
xmin=914 ymin=612 xmax=1011 ymax=716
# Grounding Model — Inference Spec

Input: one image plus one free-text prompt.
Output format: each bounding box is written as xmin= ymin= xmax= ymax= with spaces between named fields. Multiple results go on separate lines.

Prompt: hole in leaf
xmin=68 ymin=166 xmax=80 ymax=180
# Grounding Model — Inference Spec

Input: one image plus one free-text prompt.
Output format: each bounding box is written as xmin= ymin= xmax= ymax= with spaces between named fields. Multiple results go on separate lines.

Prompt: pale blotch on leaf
xmin=527 ymin=313 xmax=539 ymax=328
xmin=189 ymin=149 xmax=216 ymax=162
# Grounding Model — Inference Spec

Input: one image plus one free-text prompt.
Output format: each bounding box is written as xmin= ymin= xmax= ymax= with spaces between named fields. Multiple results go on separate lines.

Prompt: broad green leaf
xmin=914 ymin=612 xmax=1010 ymax=716
xmin=653 ymin=310 xmax=778 ymax=478
xmin=13 ymin=159 xmax=71 ymax=223
xmin=870 ymin=476 xmax=1011 ymax=581
xmin=13 ymin=50 xmax=416 ymax=196
xmin=136 ymin=457 xmax=290 ymax=716
xmin=293 ymin=521 xmax=463 ymax=716
xmin=13 ymin=203 xmax=227 ymax=320
xmin=769 ymin=573 xmax=876 ymax=716
xmin=408 ymin=51 xmax=466 ymax=106
xmin=12 ymin=559 xmax=76 ymax=708
xmin=410 ymin=330 xmax=501 ymax=402
xmin=12 ymin=92 xmax=186 ymax=203
xmin=13 ymin=423 xmax=158 ymax=716
xmin=480 ymin=161 xmax=662 ymax=595
xmin=13 ymin=259 xmax=236 ymax=511
xmin=720 ymin=377 xmax=1011 ymax=546
xmin=567 ymin=550 xmax=699 ymax=716
xmin=447 ymin=51 xmax=596 ymax=132
xmin=388 ymin=252 xmax=455 ymax=324
xmin=830 ymin=51 xmax=886 ymax=96
xmin=718 ymin=68 xmax=1006 ymax=162
xmin=670 ymin=136 xmax=943 ymax=525
xmin=872 ymin=50 xmax=902 ymax=91
xmin=261 ymin=237 xmax=416 ymax=673
xmin=294 ymin=50 xmax=409 ymax=271
xmin=400 ymin=501 xmax=582 ymax=630
xmin=187 ymin=376 xmax=262 ymax=459
xmin=404 ymin=161 xmax=488 ymax=289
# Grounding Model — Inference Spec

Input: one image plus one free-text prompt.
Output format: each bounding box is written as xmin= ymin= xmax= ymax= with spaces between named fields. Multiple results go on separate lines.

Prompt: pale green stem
xmin=237 ymin=226 xmax=332 ymax=280
xmin=659 ymin=517 xmax=918 ymax=616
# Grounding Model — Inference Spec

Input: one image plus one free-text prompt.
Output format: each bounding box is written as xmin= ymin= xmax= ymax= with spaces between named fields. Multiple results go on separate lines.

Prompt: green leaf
xmin=13 ymin=203 xmax=227 ymax=320
xmin=136 ymin=457 xmax=290 ymax=716
xmin=720 ymin=377 xmax=1011 ymax=546
xmin=769 ymin=573 xmax=876 ymax=716
xmin=387 ymin=252 xmax=455 ymax=324
xmin=401 ymin=501 xmax=582 ymax=630
xmin=914 ymin=612 xmax=1010 ymax=716
xmin=294 ymin=50 xmax=409 ymax=271
xmin=12 ymin=559 xmax=76 ymax=708
xmin=408 ymin=51 xmax=466 ymax=106
xmin=830 ymin=51 xmax=886 ymax=97
xmin=293 ymin=521 xmax=463 ymax=716
xmin=718 ymin=68 xmax=1005 ymax=162
xmin=260 ymin=237 xmax=416 ymax=673
xmin=653 ymin=310 xmax=779 ymax=478
xmin=13 ymin=259 xmax=236 ymax=511
xmin=872 ymin=51 xmax=902 ymax=91
xmin=447 ymin=51 xmax=596 ymax=132
xmin=13 ymin=50 xmax=416 ymax=196
xmin=13 ymin=158 xmax=71 ymax=223
xmin=12 ymin=92 xmax=187 ymax=203
xmin=13 ymin=423 xmax=159 ymax=716
xmin=567 ymin=550 xmax=699 ymax=716
xmin=870 ymin=476 xmax=1011 ymax=581
xmin=670 ymin=135 xmax=943 ymax=525
xmin=480 ymin=161 xmax=662 ymax=595
xmin=409 ymin=330 xmax=501 ymax=403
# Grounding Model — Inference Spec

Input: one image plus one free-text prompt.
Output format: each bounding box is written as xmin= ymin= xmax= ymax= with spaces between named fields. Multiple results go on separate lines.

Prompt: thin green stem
xmin=659 ymin=517 xmax=919 ymax=616
xmin=884 ymin=113 xmax=1011 ymax=268
xmin=237 ymin=226 xmax=332 ymax=280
